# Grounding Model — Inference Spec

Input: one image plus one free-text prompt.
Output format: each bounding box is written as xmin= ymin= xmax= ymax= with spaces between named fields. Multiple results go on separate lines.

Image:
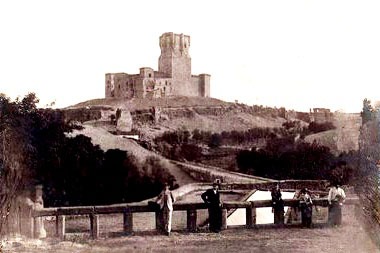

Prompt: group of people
xmin=155 ymin=181 xmax=223 ymax=235
xmin=271 ymin=183 xmax=346 ymax=228
xmin=155 ymin=180 xmax=346 ymax=235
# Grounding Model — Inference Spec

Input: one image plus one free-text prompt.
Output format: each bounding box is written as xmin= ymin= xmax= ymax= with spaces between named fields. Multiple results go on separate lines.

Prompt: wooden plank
xmin=223 ymin=201 xmax=251 ymax=209
xmin=94 ymin=205 xmax=126 ymax=214
xmin=57 ymin=206 xmax=94 ymax=216
xmin=32 ymin=197 xmax=360 ymax=219
xmin=32 ymin=208 xmax=58 ymax=217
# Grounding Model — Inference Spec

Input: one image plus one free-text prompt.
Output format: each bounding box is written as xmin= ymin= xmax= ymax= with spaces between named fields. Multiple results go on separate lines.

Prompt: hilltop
xmin=67 ymin=96 xmax=288 ymax=139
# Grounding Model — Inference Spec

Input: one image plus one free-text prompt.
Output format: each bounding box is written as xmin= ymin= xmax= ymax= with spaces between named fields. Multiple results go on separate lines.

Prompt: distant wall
xmin=64 ymin=108 xmax=103 ymax=123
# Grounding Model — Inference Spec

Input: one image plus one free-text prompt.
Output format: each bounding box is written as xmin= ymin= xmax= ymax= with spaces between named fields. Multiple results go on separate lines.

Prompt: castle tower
xmin=158 ymin=32 xmax=192 ymax=95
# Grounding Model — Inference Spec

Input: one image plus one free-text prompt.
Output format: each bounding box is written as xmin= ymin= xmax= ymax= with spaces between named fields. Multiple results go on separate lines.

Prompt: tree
xmin=208 ymin=133 xmax=222 ymax=148
xmin=361 ymin=98 xmax=375 ymax=124
xmin=0 ymin=93 xmax=39 ymax=234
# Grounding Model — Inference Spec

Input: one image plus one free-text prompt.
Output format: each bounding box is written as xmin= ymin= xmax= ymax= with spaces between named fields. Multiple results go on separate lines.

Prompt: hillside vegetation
xmin=66 ymin=96 xmax=360 ymax=185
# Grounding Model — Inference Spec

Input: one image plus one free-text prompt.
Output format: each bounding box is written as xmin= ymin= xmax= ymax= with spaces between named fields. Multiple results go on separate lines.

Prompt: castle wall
xmin=105 ymin=73 xmax=136 ymax=99
xmin=199 ymin=74 xmax=211 ymax=97
xmin=310 ymin=108 xmax=333 ymax=123
xmin=105 ymin=32 xmax=210 ymax=99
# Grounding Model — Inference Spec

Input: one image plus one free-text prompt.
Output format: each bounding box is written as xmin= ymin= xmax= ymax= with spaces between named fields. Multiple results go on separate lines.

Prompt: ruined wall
xmin=105 ymin=73 xmax=136 ymax=99
xmin=310 ymin=108 xmax=334 ymax=123
xmin=64 ymin=108 xmax=103 ymax=123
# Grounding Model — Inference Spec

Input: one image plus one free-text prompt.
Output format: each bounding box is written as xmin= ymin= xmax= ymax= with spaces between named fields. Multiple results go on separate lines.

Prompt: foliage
xmin=0 ymin=93 xmax=40 ymax=234
xmin=236 ymin=138 xmax=356 ymax=182
xmin=154 ymin=123 xmax=345 ymax=182
xmin=356 ymin=100 xmax=380 ymax=244
xmin=307 ymin=121 xmax=335 ymax=134
xmin=361 ymin=98 xmax=379 ymax=124
xmin=0 ymin=93 xmax=176 ymax=220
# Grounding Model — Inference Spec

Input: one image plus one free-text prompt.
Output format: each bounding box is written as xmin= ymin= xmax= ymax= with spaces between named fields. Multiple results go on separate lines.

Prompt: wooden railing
xmin=32 ymin=197 xmax=359 ymax=240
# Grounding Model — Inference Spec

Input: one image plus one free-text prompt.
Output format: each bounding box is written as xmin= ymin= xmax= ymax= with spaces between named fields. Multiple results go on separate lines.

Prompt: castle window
xmin=149 ymin=73 xmax=152 ymax=78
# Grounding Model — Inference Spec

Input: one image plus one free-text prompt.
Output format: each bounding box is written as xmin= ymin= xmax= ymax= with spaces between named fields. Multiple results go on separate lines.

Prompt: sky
xmin=1 ymin=0 xmax=380 ymax=113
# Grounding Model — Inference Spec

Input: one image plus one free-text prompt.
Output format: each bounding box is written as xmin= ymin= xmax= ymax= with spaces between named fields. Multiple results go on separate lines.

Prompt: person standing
xmin=327 ymin=183 xmax=346 ymax=226
xmin=271 ymin=184 xmax=285 ymax=225
xmin=156 ymin=183 xmax=175 ymax=236
xmin=298 ymin=188 xmax=313 ymax=228
xmin=201 ymin=182 xmax=223 ymax=233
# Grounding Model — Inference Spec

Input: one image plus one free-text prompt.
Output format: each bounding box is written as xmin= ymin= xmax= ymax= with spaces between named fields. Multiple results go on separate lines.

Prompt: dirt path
xmin=70 ymin=125 xmax=196 ymax=186
xmin=3 ymin=204 xmax=378 ymax=253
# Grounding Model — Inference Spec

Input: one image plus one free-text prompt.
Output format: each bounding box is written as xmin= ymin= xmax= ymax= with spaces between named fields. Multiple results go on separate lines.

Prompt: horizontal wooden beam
xmin=32 ymin=197 xmax=360 ymax=217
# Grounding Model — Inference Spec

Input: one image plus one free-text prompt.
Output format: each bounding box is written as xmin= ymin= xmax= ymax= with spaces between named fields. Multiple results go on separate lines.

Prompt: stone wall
xmin=64 ymin=108 xmax=103 ymax=123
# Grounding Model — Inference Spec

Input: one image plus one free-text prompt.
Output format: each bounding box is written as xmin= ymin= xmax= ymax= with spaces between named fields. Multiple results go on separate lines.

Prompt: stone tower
xmin=105 ymin=32 xmax=210 ymax=99
xmin=158 ymin=32 xmax=192 ymax=96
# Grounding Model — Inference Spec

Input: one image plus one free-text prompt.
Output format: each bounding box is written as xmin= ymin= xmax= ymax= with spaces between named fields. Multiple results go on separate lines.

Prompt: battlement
xmin=159 ymin=32 xmax=190 ymax=54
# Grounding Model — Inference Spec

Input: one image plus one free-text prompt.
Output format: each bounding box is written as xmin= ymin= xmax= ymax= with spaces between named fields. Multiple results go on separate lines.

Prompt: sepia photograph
xmin=1 ymin=1 xmax=380 ymax=252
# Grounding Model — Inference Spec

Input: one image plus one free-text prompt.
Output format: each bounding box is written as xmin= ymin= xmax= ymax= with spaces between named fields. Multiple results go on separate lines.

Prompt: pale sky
xmin=1 ymin=0 xmax=380 ymax=112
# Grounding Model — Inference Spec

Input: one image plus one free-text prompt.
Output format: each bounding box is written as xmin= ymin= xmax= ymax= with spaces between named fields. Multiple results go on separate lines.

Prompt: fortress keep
xmin=105 ymin=32 xmax=210 ymax=99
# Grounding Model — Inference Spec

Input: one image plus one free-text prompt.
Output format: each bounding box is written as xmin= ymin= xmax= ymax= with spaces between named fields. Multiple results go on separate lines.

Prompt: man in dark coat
xmin=271 ymin=185 xmax=285 ymax=225
xmin=201 ymin=182 xmax=222 ymax=232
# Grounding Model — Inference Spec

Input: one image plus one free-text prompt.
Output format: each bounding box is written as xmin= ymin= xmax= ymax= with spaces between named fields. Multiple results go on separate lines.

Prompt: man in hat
xmin=201 ymin=181 xmax=223 ymax=232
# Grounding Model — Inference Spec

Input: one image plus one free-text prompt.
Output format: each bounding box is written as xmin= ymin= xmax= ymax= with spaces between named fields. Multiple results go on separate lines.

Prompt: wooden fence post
xmin=246 ymin=206 xmax=253 ymax=228
xmin=221 ymin=208 xmax=227 ymax=230
xmin=90 ymin=214 xmax=99 ymax=239
xmin=123 ymin=208 xmax=133 ymax=234
xmin=57 ymin=215 xmax=66 ymax=240
xmin=252 ymin=204 xmax=257 ymax=226
xmin=33 ymin=216 xmax=38 ymax=238
xmin=187 ymin=209 xmax=197 ymax=232
xmin=246 ymin=202 xmax=257 ymax=228
xmin=253 ymin=208 xmax=257 ymax=225
xmin=55 ymin=215 xmax=59 ymax=237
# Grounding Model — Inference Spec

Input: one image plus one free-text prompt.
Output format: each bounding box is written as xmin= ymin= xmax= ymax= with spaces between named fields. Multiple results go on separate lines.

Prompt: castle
xmin=105 ymin=32 xmax=210 ymax=99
